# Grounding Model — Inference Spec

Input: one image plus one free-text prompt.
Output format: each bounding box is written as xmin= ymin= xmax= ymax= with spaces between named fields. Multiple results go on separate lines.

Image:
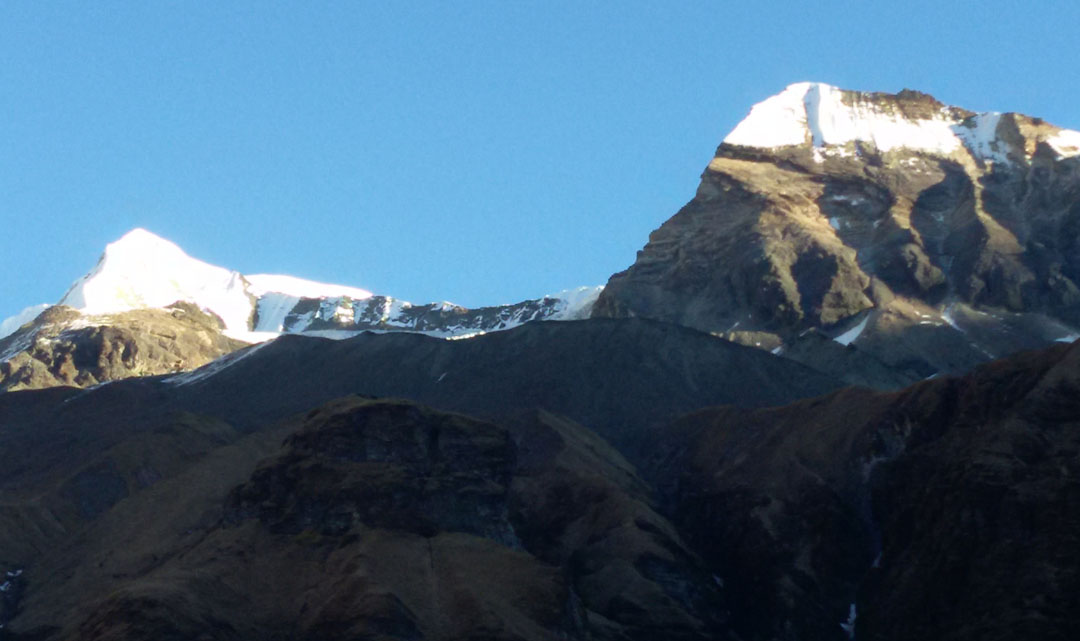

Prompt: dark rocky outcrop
xmin=154 ymin=318 xmax=843 ymax=456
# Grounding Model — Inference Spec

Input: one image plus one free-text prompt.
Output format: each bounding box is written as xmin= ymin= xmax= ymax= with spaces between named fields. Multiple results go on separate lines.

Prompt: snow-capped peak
xmin=723 ymin=82 xmax=1080 ymax=161
xmin=107 ymin=227 xmax=186 ymax=258
xmin=59 ymin=228 xmax=255 ymax=332
xmin=19 ymin=228 xmax=599 ymax=344
xmin=724 ymin=82 xmax=965 ymax=154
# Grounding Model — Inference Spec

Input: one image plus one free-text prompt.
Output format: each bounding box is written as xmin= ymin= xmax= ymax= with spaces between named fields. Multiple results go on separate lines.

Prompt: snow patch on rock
xmin=723 ymin=83 xmax=810 ymax=148
xmin=834 ymin=314 xmax=870 ymax=346
xmin=954 ymin=113 xmax=1009 ymax=163
xmin=245 ymin=273 xmax=372 ymax=301
xmin=1047 ymin=129 xmax=1080 ymax=158
xmin=544 ymin=286 xmax=604 ymax=320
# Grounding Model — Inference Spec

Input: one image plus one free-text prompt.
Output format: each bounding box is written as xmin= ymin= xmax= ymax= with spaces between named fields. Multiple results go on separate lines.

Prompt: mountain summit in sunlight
xmin=595 ymin=82 xmax=1080 ymax=388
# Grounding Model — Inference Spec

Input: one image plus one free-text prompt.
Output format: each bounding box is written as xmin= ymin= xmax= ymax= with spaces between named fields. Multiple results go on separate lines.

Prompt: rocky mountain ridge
xmin=0 ymin=229 xmax=601 ymax=390
xmin=646 ymin=338 xmax=1080 ymax=640
xmin=594 ymin=82 xmax=1080 ymax=387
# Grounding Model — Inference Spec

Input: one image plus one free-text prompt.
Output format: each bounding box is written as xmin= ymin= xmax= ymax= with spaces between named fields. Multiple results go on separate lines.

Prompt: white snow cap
xmin=33 ymin=228 xmax=597 ymax=343
xmin=59 ymin=228 xmax=255 ymax=331
xmin=57 ymin=228 xmax=379 ymax=336
xmin=723 ymin=82 xmax=1080 ymax=160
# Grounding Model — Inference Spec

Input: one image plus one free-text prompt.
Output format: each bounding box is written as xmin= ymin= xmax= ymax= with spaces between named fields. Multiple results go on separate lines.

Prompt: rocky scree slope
xmin=594 ymin=82 xmax=1080 ymax=387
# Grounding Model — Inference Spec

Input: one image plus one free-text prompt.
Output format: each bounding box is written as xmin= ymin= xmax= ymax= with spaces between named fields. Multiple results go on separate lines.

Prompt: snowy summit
xmin=59 ymin=229 xmax=257 ymax=333
xmin=723 ymin=82 xmax=1080 ymax=161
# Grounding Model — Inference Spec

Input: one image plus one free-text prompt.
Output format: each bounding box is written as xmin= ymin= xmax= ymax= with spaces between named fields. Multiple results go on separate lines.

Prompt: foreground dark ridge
xmin=1 ymin=318 xmax=841 ymax=465
xmin=0 ymin=316 xmax=1078 ymax=638
xmin=0 ymin=317 xmax=838 ymax=639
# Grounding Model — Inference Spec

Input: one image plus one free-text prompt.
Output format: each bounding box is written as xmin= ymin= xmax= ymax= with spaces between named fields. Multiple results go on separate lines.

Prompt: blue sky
xmin=3 ymin=1 xmax=1079 ymax=321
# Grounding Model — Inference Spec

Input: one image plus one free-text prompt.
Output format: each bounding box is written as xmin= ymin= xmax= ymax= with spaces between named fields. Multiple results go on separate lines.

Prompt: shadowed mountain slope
xmin=93 ymin=318 xmax=841 ymax=455
xmin=0 ymin=317 xmax=1077 ymax=638
xmin=647 ymin=338 xmax=1080 ymax=640
xmin=1 ymin=397 xmax=739 ymax=640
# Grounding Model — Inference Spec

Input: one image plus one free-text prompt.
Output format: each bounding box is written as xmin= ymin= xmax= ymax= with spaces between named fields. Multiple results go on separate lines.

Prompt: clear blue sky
xmin=3 ymin=1 xmax=1079 ymax=321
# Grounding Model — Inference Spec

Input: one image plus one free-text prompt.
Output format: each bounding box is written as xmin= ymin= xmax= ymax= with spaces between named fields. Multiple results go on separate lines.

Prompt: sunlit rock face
xmin=0 ymin=303 xmax=247 ymax=392
xmin=594 ymin=82 xmax=1080 ymax=387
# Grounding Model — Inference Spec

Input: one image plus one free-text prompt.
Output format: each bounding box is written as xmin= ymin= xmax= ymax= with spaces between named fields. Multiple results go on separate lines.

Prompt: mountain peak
xmin=722 ymin=82 xmax=1080 ymax=161
xmin=723 ymin=82 xmax=966 ymax=153
xmin=21 ymin=228 xmax=601 ymax=345
xmin=59 ymin=228 xmax=254 ymax=331
xmin=103 ymin=227 xmax=187 ymax=261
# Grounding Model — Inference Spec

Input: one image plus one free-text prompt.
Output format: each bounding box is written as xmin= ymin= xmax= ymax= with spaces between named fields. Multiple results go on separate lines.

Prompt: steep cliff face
xmin=594 ymin=82 xmax=1080 ymax=384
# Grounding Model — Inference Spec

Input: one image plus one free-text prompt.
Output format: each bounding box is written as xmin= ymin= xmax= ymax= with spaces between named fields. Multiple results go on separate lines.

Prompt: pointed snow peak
xmin=97 ymin=228 xmax=193 ymax=272
xmin=59 ymin=228 xmax=255 ymax=332
xmin=107 ymin=227 xmax=183 ymax=255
